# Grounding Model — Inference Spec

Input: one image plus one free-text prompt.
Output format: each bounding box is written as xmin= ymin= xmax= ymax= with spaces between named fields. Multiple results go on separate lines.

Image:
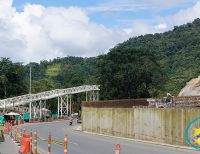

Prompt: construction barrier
xmin=10 ymin=125 xmax=120 ymax=154
xmin=30 ymin=130 xmax=32 ymax=153
xmin=19 ymin=128 xmax=23 ymax=144
xmin=17 ymin=129 xmax=68 ymax=153
xmin=64 ymin=135 xmax=68 ymax=154
xmin=48 ymin=132 xmax=51 ymax=154
xmin=14 ymin=127 xmax=17 ymax=142
xmin=53 ymin=116 xmax=68 ymax=121
xmin=10 ymin=124 xmax=12 ymax=138
xmin=27 ymin=116 xmax=69 ymax=123
xmin=23 ymin=128 xmax=26 ymax=133
xmin=19 ymin=133 xmax=31 ymax=154
xmin=3 ymin=122 xmax=11 ymax=134
xmin=16 ymin=128 xmax=20 ymax=144
xmin=36 ymin=133 xmax=69 ymax=152
xmin=29 ymin=118 xmax=40 ymax=123
xmin=2 ymin=119 xmax=119 ymax=154
xmin=14 ymin=120 xmax=18 ymax=125
xmin=2 ymin=121 xmax=73 ymax=153
xmin=34 ymin=129 xmax=37 ymax=154
xmin=0 ymin=129 xmax=5 ymax=142
xmin=19 ymin=119 xmax=24 ymax=124
xmin=115 ymin=144 xmax=121 ymax=154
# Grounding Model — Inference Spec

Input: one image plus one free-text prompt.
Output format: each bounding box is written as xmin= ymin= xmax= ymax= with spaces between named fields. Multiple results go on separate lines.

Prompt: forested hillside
xmin=24 ymin=57 xmax=98 ymax=93
xmin=1 ymin=18 xmax=200 ymax=112
xmin=0 ymin=57 xmax=98 ymax=112
xmin=123 ymin=18 xmax=200 ymax=95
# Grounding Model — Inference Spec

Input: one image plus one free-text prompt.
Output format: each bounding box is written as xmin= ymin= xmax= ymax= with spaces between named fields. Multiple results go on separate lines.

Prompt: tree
xmin=98 ymin=48 xmax=165 ymax=99
xmin=0 ymin=58 xmax=26 ymax=98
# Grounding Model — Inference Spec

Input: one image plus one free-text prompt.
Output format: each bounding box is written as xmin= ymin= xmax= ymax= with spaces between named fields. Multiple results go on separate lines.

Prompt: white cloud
xmin=127 ymin=20 xmax=156 ymax=36
xmin=0 ymin=0 xmax=128 ymax=63
xmin=86 ymin=0 xmax=197 ymax=13
xmin=163 ymin=0 xmax=200 ymax=27
xmin=0 ymin=0 xmax=200 ymax=63
xmin=125 ymin=0 xmax=200 ymax=35
xmin=141 ymin=0 xmax=196 ymax=8
xmin=154 ymin=23 xmax=167 ymax=30
xmin=123 ymin=20 xmax=168 ymax=36
xmin=0 ymin=0 xmax=15 ymax=18
xmin=86 ymin=3 xmax=150 ymax=13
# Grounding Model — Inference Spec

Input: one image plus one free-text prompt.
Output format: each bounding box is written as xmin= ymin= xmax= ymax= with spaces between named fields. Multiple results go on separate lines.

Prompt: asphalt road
xmin=24 ymin=121 xmax=199 ymax=154
xmin=0 ymin=134 xmax=19 ymax=154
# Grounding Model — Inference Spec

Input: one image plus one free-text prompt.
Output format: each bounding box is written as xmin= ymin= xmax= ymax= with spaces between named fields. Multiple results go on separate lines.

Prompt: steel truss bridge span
xmin=0 ymin=85 xmax=100 ymax=117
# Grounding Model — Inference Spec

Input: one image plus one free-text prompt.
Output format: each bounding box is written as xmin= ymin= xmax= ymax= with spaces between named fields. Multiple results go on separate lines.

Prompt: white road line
xmin=69 ymin=141 xmax=79 ymax=146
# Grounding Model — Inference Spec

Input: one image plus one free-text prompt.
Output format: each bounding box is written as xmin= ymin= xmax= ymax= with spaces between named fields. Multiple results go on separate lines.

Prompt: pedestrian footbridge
xmin=0 ymin=85 xmax=100 ymax=117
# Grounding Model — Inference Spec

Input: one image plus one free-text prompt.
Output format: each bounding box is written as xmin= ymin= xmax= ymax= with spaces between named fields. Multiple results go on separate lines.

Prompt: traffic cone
xmin=115 ymin=144 xmax=121 ymax=154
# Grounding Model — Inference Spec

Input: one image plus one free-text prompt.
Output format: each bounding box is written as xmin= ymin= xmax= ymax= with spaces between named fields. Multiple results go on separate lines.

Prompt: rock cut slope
xmin=179 ymin=76 xmax=200 ymax=96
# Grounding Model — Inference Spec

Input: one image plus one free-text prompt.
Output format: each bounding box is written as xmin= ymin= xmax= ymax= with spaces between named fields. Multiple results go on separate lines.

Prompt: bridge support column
xmin=87 ymin=91 xmax=99 ymax=102
xmin=69 ymin=95 xmax=72 ymax=115
xmin=58 ymin=95 xmax=70 ymax=117
xmin=39 ymin=100 xmax=42 ymax=118
xmin=29 ymin=102 xmax=32 ymax=119
xmin=67 ymin=95 xmax=69 ymax=116
xmin=12 ymin=101 xmax=15 ymax=111
xmin=3 ymin=101 xmax=6 ymax=114
xmin=61 ymin=97 xmax=63 ymax=117
xmin=29 ymin=100 xmax=46 ymax=119
xmin=86 ymin=91 xmax=88 ymax=102
xmin=58 ymin=97 xmax=60 ymax=117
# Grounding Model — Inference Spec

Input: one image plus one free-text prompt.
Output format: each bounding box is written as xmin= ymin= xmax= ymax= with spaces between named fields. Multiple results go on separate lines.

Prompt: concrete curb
xmin=72 ymin=126 xmax=196 ymax=152
xmin=72 ymin=125 xmax=82 ymax=131
xmin=83 ymin=131 xmax=196 ymax=150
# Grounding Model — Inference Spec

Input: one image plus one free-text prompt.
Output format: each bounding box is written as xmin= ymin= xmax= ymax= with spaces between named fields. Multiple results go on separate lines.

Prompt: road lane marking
xmin=37 ymin=135 xmax=79 ymax=147
xmin=69 ymin=141 xmax=78 ymax=146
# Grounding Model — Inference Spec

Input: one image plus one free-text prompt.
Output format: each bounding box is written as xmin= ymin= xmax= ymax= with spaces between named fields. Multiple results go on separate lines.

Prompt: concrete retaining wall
xmin=82 ymin=107 xmax=200 ymax=146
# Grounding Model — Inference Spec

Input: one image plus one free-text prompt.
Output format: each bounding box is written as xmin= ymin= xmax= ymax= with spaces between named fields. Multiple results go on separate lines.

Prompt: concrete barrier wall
xmin=82 ymin=107 xmax=200 ymax=146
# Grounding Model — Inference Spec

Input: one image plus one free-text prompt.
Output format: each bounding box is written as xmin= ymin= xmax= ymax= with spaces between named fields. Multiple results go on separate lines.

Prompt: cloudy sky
xmin=0 ymin=0 xmax=200 ymax=63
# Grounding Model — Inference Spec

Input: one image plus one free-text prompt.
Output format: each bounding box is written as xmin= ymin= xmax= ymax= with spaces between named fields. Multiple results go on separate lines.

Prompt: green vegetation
xmin=46 ymin=63 xmax=61 ymax=77
xmin=97 ymin=48 xmax=165 ymax=99
xmin=0 ymin=58 xmax=26 ymax=98
xmin=119 ymin=18 xmax=200 ymax=95
xmin=1 ymin=18 xmax=200 ymax=112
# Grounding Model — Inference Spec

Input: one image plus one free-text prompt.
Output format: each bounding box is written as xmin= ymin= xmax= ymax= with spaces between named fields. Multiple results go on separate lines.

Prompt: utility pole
xmin=29 ymin=63 xmax=32 ymax=94
xmin=29 ymin=63 xmax=32 ymax=121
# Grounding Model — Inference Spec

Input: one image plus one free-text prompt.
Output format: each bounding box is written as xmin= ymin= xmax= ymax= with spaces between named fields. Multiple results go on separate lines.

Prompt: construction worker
xmin=69 ymin=113 xmax=73 ymax=126
xmin=166 ymin=92 xmax=174 ymax=104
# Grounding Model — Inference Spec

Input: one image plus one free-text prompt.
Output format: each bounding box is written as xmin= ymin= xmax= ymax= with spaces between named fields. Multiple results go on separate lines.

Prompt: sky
xmin=0 ymin=0 xmax=200 ymax=63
